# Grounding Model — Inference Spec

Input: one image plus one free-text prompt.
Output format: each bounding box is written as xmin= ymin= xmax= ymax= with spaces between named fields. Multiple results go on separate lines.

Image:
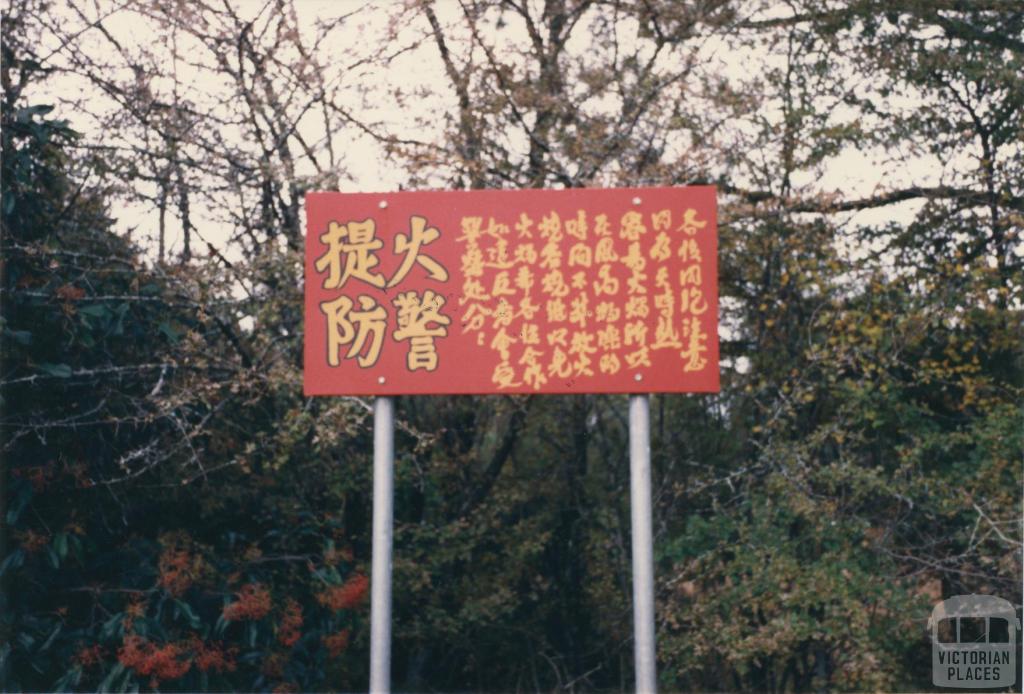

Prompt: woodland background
xmin=1 ymin=1 xmax=1021 ymax=692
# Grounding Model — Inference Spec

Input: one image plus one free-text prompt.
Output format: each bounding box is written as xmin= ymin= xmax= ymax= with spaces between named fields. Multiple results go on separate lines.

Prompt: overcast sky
xmin=31 ymin=0 xmax=941 ymax=264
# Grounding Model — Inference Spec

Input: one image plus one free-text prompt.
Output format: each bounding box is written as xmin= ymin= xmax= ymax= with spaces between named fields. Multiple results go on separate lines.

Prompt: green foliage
xmin=2 ymin=1 xmax=1021 ymax=692
xmin=0 ymin=61 xmax=371 ymax=694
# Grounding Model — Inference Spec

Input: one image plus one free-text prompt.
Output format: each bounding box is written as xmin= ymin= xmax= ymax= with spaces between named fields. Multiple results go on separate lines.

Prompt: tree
xmin=3 ymin=0 xmax=1020 ymax=691
xmin=2 ymin=7 xmax=372 ymax=689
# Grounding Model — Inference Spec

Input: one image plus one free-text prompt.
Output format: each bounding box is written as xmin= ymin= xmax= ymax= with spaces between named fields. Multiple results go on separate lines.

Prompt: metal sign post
xmin=629 ymin=394 xmax=657 ymax=693
xmin=370 ymin=396 xmax=394 ymax=694
xmin=304 ymin=187 xmax=716 ymax=693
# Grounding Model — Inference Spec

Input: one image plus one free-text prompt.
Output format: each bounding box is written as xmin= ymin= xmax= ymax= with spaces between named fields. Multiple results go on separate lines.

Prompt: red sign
xmin=304 ymin=187 xmax=717 ymax=395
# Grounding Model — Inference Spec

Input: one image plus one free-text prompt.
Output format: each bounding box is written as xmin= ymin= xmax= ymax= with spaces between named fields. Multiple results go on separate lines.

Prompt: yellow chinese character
xmin=520 ymin=346 xmax=548 ymax=390
xmin=677 ymin=209 xmax=707 ymax=236
xmin=486 ymin=238 xmax=514 ymax=269
xmin=388 ymin=215 xmax=449 ymax=287
xmin=651 ymin=209 xmax=671 ymax=232
xmin=680 ymin=317 xmax=708 ymax=371
xmin=461 ymin=278 xmax=491 ymax=304
xmin=321 ymin=294 xmax=387 ymax=368
xmin=546 ymin=298 xmax=567 ymax=322
xmin=679 ymin=264 xmax=702 ymax=286
xmin=679 ymin=287 xmax=708 ymax=315
xmin=649 ymin=232 xmax=671 ymax=262
xmin=627 ymin=271 xmax=648 ymax=295
xmin=484 ymin=217 xmax=510 ymax=238
xmin=565 ymin=210 xmax=587 ymax=240
xmin=568 ymin=243 xmax=593 ymax=268
xmin=514 ymin=266 xmax=535 ymax=294
xmin=540 ymin=240 xmax=562 ymax=270
xmin=547 ymin=328 xmax=568 ymax=347
xmin=520 ymin=323 xmax=540 ymax=344
xmin=539 ymin=211 xmax=562 ymax=241
xmin=490 ymin=327 xmax=517 ymax=361
xmin=655 ymin=266 xmax=671 ymax=291
xmin=620 ymin=210 xmax=647 ymax=241
xmin=541 ymin=269 xmax=570 ymax=297
xmin=518 ymin=295 xmax=540 ymax=320
xmin=651 ymin=314 xmax=682 ymax=350
xmin=624 ymin=346 xmax=651 ymax=369
xmin=625 ymin=295 xmax=650 ymax=319
xmin=571 ymin=272 xmax=586 ymax=290
xmin=492 ymin=361 xmax=521 ymax=388
xmin=678 ymin=239 xmax=702 ymax=262
xmin=653 ymin=286 xmax=673 ymax=316
xmin=458 ymin=216 xmax=483 ymax=242
xmin=597 ymin=324 xmax=621 ymax=351
xmin=547 ymin=346 xmax=572 ymax=378
xmin=461 ymin=245 xmax=485 ymax=278
xmin=492 ymin=297 xmax=515 ymax=328
xmin=461 ymin=303 xmax=491 ymax=333
xmin=624 ymin=320 xmax=647 ymax=346
xmin=514 ymin=243 xmax=538 ymax=265
xmin=569 ymin=293 xmax=589 ymax=328
xmin=515 ymin=212 xmax=534 ymax=238
xmin=393 ymin=290 xmax=451 ymax=371
xmin=599 ymin=353 xmax=621 ymax=375
xmin=621 ymin=241 xmax=646 ymax=273
xmin=593 ymin=264 xmax=619 ymax=296
xmin=595 ymin=301 xmax=621 ymax=322
xmin=594 ymin=213 xmax=611 ymax=236
xmin=492 ymin=271 xmax=516 ymax=296
xmin=315 ymin=220 xmax=385 ymax=289
xmin=595 ymin=237 xmax=618 ymax=263
xmin=569 ymin=331 xmax=596 ymax=376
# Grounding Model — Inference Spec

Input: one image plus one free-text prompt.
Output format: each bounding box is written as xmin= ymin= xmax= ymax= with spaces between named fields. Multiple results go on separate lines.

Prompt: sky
xmin=31 ymin=0 xmax=943 ymax=266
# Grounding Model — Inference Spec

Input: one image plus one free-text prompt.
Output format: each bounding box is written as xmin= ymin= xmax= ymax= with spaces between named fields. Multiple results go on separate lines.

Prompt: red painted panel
xmin=304 ymin=186 xmax=717 ymax=395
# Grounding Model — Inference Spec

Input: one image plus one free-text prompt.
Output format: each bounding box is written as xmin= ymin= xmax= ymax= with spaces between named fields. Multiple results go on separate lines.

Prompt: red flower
xmin=158 ymin=547 xmax=201 ymax=597
xmin=323 ymin=628 xmax=351 ymax=658
xmin=222 ymin=583 xmax=271 ymax=621
xmin=277 ymin=598 xmax=303 ymax=647
xmin=55 ymin=284 xmax=85 ymax=301
xmin=16 ymin=530 xmax=49 ymax=554
xmin=73 ymin=644 xmax=104 ymax=668
xmin=117 ymin=636 xmax=191 ymax=685
xmin=316 ymin=573 xmax=369 ymax=612
xmin=191 ymin=638 xmax=237 ymax=674
xmin=262 ymin=652 xmax=286 ymax=678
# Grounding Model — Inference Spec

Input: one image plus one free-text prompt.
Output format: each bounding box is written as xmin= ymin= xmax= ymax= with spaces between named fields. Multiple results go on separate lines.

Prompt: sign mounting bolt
xmin=632 ymin=196 xmax=642 ymax=205
xmin=634 ymin=373 xmax=643 ymax=382
xmin=378 ymin=376 xmax=386 ymax=384
xmin=378 ymin=200 xmax=388 ymax=209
